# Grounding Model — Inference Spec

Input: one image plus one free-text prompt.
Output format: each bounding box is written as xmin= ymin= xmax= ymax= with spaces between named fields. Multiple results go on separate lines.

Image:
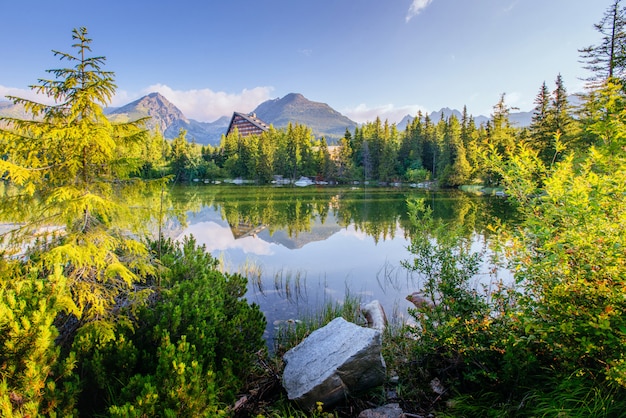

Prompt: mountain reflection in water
xmin=170 ymin=186 xmax=517 ymax=344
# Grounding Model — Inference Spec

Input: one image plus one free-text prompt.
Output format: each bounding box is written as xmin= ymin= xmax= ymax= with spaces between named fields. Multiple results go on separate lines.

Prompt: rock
xmin=282 ymin=317 xmax=386 ymax=410
xmin=361 ymin=300 xmax=388 ymax=331
xmin=429 ymin=377 xmax=445 ymax=395
xmin=406 ymin=292 xmax=434 ymax=309
xmin=358 ymin=403 xmax=406 ymax=418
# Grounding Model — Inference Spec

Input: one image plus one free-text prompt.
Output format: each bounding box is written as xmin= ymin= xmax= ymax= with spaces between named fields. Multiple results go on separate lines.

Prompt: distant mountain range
xmin=1 ymin=92 xmax=539 ymax=146
xmin=105 ymin=92 xmax=359 ymax=145
xmin=396 ymin=107 xmax=533 ymax=131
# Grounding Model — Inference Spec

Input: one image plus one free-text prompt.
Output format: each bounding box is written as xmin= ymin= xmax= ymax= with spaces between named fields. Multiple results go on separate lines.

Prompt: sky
xmin=0 ymin=0 xmax=613 ymax=124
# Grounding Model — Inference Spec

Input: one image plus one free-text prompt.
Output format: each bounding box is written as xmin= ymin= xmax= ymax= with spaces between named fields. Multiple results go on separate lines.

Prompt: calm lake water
xmin=168 ymin=185 xmax=517 ymax=342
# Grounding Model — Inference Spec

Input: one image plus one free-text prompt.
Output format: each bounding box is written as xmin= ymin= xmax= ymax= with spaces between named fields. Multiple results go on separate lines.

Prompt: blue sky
xmin=0 ymin=1 xmax=611 ymax=123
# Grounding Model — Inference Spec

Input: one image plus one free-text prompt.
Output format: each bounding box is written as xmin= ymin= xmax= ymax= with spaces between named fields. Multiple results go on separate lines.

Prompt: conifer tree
xmin=336 ymin=133 xmax=355 ymax=181
xmin=0 ymin=27 xmax=159 ymax=336
xmin=460 ymin=106 xmax=479 ymax=175
xmin=530 ymin=81 xmax=554 ymax=165
xmin=579 ymin=0 xmax=626 ymax=84
xmin=257 ymin=129 xmax=276 ymax=183
xmin=550 ymin=74 xmax=572 ymax=139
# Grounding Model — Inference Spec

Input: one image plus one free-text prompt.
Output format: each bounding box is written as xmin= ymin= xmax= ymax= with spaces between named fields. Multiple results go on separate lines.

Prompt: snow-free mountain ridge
xmin=253 ymin=93 xmax=358 ymax=140
xmin=1 ymin=93 xmax=537 ymax=145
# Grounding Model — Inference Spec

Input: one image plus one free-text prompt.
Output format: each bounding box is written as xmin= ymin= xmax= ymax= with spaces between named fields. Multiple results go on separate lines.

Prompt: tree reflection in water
xmin=168 ymin=185 xmax=518 ymax=342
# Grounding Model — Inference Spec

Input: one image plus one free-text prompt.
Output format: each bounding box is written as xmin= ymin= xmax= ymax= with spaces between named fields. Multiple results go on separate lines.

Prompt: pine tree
xmin=548 ymin=74 xmax=573 ymax=164
xmin=460 ymin=106 xmax=479 ymax=176
xmin=398 ymin=112 xmax=424 ymax=174
xmin=336 ymin=133 xmax=355 ymax=181
xmin=256 ymin=129 xmax=276 ymax=183
xmin=489 ymin=93 xmax=518 ymax=156
xmin=579 ymin=0 xmax=626 ymax=84
xmin=530 ymin=81 xmax=554 ymax=164
xmin=550 ymin=74 xmax=572 ymax=139
xmin=0 ymin=27 xmax=158 ymax=337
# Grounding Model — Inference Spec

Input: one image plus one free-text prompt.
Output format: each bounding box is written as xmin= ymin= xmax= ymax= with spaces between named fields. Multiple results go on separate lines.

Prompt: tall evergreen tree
xmin=530 ymin=81 xmax=554 ymax=164
xmin=460 ymin=106 xmax=479 ymax=178
xmin=550 ymin=74 xmax=572 ymax=138
xmin=0 ymin=27 xmax=158 ymax=334
xmin=398 ymin=112 xmax=424 ymax=174
xmin=256 ymin=129 xmax=275 ymax=183
xmin=336 ymin=133 xmax=355 ymax=181
xmin=488 ymin=93 xmax=518 ymax=155
xmin=548 ymin=74 xmax=573 ymax=163
xmin=579 ymin=0 xmax=626 ymax=84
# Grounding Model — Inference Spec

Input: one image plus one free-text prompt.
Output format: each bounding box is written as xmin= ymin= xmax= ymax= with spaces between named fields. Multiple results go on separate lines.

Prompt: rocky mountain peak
xmin=109 ymin=92 xmax=188 ymax=133
xmin=253 ymin=93 xmax=357 ymax=140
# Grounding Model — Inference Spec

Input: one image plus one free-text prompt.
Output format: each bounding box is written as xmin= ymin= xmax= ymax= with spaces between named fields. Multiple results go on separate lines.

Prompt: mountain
xmin=396 ymin=107 xmax=530 ymax=131
xmin=253 ymin=93 xmax=357 ymax=141
xmin=107 ymin=93 xmax=228 ymax=145
xmin=0 ymin=101 xmax=32 ymax=125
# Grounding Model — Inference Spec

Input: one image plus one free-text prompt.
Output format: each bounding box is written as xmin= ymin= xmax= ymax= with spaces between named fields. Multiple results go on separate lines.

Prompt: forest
xmin=1 ymin=0 xmax=626 ymax=416
xmin=159 ymin=77 xmax=571 ymax=188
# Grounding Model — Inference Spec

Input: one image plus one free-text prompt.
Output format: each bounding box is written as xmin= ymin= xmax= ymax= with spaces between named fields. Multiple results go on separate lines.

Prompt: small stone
xmin=358 ymin=403 xmax=406 ymax=418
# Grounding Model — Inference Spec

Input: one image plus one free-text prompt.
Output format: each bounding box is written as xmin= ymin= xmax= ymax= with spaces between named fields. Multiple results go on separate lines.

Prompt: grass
xmin=272 ymin=290 xmax=364 ymax=356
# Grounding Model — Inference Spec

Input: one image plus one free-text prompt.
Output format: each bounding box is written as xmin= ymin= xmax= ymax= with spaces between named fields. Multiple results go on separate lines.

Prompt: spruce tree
xmin=0 ymin=27 xmax=159 ymax=337
xmin=579 ymin=0 xmax=626 ymax=84
xmin=530 ymin=81 xmax=554 ymax=165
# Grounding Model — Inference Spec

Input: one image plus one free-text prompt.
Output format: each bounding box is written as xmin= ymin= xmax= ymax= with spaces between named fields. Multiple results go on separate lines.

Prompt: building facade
xmin=225 ymin=112 xmax=270 ymax=137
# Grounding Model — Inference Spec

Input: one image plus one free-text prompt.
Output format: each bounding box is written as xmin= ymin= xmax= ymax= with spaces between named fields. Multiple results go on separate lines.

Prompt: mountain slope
xmin=108 ymin=92 xmax=188 ymax=132
xmin=107 ymin=93 xmax=227 ymax=145
xmin=253 ymin=93 xmax=357 ymax=140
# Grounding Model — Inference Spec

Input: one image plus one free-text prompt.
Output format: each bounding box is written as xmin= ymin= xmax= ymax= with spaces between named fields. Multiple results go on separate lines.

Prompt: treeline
xmin=162 ymin=75 xmax=579 ymax=188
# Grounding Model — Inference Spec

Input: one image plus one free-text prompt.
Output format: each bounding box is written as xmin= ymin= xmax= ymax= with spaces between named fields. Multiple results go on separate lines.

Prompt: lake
xmin=168 ymin=185 xmax=517 ymax=343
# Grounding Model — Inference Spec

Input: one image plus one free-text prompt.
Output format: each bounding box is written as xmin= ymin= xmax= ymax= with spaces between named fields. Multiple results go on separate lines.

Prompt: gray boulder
xmin=282 ymin=317 xmax=386 ymax=410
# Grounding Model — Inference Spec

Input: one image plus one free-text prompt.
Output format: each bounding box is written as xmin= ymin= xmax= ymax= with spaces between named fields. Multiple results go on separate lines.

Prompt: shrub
xmin=73 ymin=235 xmax=266 ymax=416
xmin=0 ymin=260 xmax=77 ymax=417
xmin=399 ymin=198 xmax=527 ymax=411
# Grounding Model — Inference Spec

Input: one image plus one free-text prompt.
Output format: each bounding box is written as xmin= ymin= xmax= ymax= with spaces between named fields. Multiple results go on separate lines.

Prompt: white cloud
xmin=406 ymin=0 xmax=434 ymax=22
xmin=2 ymin=84 xmax=274 ymax=123
xmin=2 ymin=83 xmax=274 ymax=123
xmin=0 ymin=85 xmax=56 ymax=104
xmin=342 ymin=102 xmax=427 ymax=125
xmin=115 ymin=84 xmax=274 ymax=123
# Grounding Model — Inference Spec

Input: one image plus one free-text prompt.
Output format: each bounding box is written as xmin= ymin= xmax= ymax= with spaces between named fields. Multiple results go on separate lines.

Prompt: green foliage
xmin=524 ymin=376 xmax=626 ymax=418
xmin=400 ymin=199 xmax=523 ymax=405
xmin=71 ymin=235 xmax=266 ymax=416
xmin=262 ymin=398 xmax=338 ymax=418
xmin=579 ymin=0 xmax=626 ymax=84
xmin=0 ymin=260 xmax=76 ymax=417
xmin=0 ymin=27 xmax=162 ymax=330
xmin=481 ymin=79 xmax=626 ymax=413
xmin=108 ymin=333 xmax=227 ymax=418
xmin=169 ymin=129 xmax=202 ymax=182
xmin=0 ymin=27 xmax=179 ymax=416
xmin=507 ymin=147 xmax=626 ymax=386
xmin=404 ymin=165 xmax=430 ymax=182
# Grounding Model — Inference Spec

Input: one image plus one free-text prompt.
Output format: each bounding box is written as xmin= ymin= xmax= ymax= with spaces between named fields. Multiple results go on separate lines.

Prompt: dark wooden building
xmin=225 ymin=112 xmax=270 ymax=137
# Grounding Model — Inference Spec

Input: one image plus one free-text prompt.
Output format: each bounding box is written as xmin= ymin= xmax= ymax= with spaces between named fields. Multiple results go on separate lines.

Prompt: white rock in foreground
xmin=282 ymin=317 xmax=386 ymax=409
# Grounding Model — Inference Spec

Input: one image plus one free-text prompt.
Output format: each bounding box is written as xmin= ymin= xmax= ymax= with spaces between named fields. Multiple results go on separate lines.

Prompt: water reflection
xmin=170 ymin=185 xmax=516 ymax=342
